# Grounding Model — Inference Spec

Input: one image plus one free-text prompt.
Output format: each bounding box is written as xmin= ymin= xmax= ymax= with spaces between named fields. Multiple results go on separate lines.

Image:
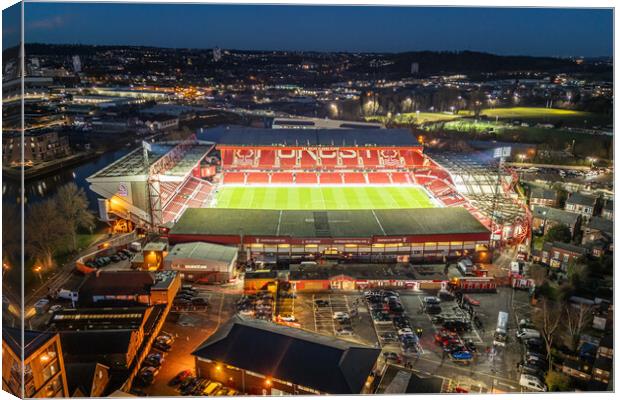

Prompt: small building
xmin=561 ymin=358 xmax=592 ymax=381
xmin=140 ymin=114 xmax=179 ymax=132
xmin=590 ymin=335 xmax=613 ymax=390
xmin=529 ymin=188 xmax=558 ymax=209
xmin=565 ymin=192 xmax=599 ymax=222
xmin=375 ymin=364 xmax=445 ymax=394
xmin=2 ymin=328 xmax=70 ymax=398
xmin=65 ymin=362 xmax=111 ymax=397
xmin=582 ymin=217 xmax=613 ymax=247
xmin=601 ymin=200 xmax=613 ymax=221
xmin=164 ymin=242 xmax=238 ymax=283
xmin=77 ymin=270 xmax=179 ymax=306
xmin=532 ymin=206 xmax=581 ymax=238
xmin=192 ymin=316 xmax=380 ymax=395
xmin=541 ymin=241 xmax=587 ymax=271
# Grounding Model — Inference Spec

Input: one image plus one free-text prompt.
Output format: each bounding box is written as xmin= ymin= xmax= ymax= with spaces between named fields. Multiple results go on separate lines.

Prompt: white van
xmin=519 ymin=374 xmax=546 ymax=392
xmin=516 ymin=328 xmax=541 ymax=340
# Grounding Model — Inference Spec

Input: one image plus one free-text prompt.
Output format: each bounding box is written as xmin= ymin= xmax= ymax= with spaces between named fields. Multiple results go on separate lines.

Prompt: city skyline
xmin=3 ymin=3 xmax=613 ymax=57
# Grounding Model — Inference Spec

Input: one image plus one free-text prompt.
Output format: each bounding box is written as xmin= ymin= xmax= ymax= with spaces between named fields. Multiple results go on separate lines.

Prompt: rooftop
xmin=533 ymin=206 xmax=581 ymax=226
xmin=192 ymin=315 xmax=380 ymax=394
xmin=216 ymin=128 xmax=419 ymax=148
xmin=88 ymin=142 xmax=212 ymax=179
xmin=530 ymin=188 xmax=557 ymax=200
xmin=48 ymin=307 xmax=149 ymax=331
xmin=2 ymin=327 xmax=56 ymax=359
xmin=166 ymin=242 xmax=238 ymax=264
xmin=566 ymin=192 xmax=598 ymax=207
xmin=587 ymin=216 xmax=613 ymax=235
xmin=375 ymin=364 xmax=444 ymax=394
xmin=170 ymin=208 xmax=489 ymax=239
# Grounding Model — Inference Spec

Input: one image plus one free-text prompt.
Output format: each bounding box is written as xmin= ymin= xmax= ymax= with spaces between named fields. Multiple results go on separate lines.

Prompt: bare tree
xmin=55 ymin=183 xmax=96 ymax=251
xmin=564 ymin=303 xmax=594 ymax=351
xmin=537 ymin=298 xmax=564 ymax=370
xmin=25 ymin=199 xmax=70 ymax=269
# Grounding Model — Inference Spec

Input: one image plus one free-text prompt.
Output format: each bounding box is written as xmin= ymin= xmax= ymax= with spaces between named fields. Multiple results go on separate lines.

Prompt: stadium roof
xmin=216 ymin=128 xmax=419 ymax=148
xmin=88 ymin=142 xmax=212 ymax=179
xmin=170 ymin=208 xmax=489 ymax=238
xmin=192 ymin=315 xmax=380 ymax=394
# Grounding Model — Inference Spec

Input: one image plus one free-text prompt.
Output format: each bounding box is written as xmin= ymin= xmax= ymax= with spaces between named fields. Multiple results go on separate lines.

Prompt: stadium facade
xmin=88 ymin=128 xmax=495 ymax=262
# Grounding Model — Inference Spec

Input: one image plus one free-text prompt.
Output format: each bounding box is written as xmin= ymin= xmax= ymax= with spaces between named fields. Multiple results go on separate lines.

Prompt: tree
xmin=55 ymin=183 xmax=96 ymax=251
xmin=468 ymin=90 xmax=486 ymax=117
xmin=536 ymin=297 xmax=564 ymax=371
xmin=545 ymin=370 xmax=572 ymax=391
xmin=543 ymin=224 xmax=571 ymax=244
xmin=563 ymin=303 xmax=593 ymax=351
xmin=25 ymin=199 xmax=70 ymax=269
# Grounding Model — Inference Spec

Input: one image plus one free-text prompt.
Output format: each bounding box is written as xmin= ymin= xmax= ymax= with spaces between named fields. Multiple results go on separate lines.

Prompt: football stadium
xmin=86 ymin=127 xmax=528 ymax=262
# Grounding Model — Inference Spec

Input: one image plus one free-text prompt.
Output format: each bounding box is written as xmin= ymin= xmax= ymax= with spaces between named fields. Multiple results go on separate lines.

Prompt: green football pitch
xmin=213 ymin=186 xmax=437 ymax=210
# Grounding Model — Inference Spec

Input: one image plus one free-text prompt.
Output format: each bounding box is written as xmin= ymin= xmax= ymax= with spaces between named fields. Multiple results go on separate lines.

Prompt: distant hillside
xmin=370 ymin=51 xmax=596 ymax=75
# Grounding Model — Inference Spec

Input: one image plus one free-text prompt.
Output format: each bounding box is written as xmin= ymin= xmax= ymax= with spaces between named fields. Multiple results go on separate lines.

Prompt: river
xmin=1 ymin=125 xmax=240 ymax=212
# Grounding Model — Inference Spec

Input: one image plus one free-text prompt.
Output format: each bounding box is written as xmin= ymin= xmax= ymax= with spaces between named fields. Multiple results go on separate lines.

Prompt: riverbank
xmin=3 ymin=151 xmax=103 ymax=181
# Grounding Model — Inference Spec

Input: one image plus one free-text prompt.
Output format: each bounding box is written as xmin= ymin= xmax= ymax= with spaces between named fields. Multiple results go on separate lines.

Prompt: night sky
xmin=3 ymin=3 xmax=614 ymax=56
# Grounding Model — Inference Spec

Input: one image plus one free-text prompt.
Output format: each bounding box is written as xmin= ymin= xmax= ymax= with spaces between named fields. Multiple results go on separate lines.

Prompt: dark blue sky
xmin=7 ymin=3 xmax=614 ymax=56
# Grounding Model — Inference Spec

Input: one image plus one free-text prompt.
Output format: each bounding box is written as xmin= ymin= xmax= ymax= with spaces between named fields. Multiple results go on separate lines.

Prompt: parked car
xmin=425 ymin=305 xmax=442 ymax=315
xmin=519 ymin=374 xmax=546 ymax=392
xmin=516 ymin=328 xmax=541 ymax=340
xmin=424 ymin=296 xmax=441 ymax=305
xmin=314 ymin=299 xmax=329 ymax=307
xmin=203 ymin=381 xmax=222 ymax=396
xmin=333 ymin=312 xmax=350 ymax=321
xmin=169 ymin=370 xmax=193 ymax=386
xmin=383 ymin=352 xmax=402 ymax=363
xmin=153 ymin=341 xmax=171 ymax=352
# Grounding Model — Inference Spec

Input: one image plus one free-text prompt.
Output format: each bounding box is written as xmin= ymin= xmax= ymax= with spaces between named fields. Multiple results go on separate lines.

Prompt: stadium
xmin=86 ymin=127 xmax=529 ymax=263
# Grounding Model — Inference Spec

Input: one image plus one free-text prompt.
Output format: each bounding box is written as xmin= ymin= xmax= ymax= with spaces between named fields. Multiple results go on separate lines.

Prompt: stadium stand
xmin=367 ymin=172 xmax=391 ymax=184
xmin=390 ymin=172 xmax=412 ymax=184
xmin=246 ymin=172 xmax=270 ymax=185
xmin=295 ymin=172 xmax=319 ymax=184
xmin=319 ymin=172 xmax=343 ymax=185
xmin=270 ymin=172 xmax=294 ymax=184
xmin=222 ymin=172 xmax=246 ymax=185
xmin=343 ymin=172 xmax=367 ymax=184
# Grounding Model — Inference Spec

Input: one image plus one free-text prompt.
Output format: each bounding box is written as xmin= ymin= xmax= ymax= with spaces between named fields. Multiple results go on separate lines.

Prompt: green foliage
xmin=545 ymin=371 xmax=572 ymax=392
xmin=543 ymin=224 xmax=572 ymax=244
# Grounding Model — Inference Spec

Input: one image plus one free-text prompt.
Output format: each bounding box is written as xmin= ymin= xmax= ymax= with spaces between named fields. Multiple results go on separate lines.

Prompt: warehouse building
xmin=192 ymin=316 xmax=380 ymax=395
xmin=164 ymin=242 xmax=238 ymax=283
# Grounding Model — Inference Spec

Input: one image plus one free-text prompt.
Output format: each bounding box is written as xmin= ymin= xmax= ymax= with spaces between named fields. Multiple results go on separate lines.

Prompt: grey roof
xmin=2 ymin=328 xmax=56 ymax=359
xmin=216 ymin=128 xmax=419 ymax=147
xmin=166 ymin=242 xmax=237 ymax=271
xmin=543 ymin=241 xmax=587 ymax=255
xmin=170 ymin=208 xmax=489 ymax=238
xmin=566 ymin=192 xmax=597 ymax=207
xmin=533 ymin=206 xmax=580 ymax=226
xmin=587 ymin=217 xmax=613 ymax=235
xmin=192 ymin=315 xmax=380 ymax=394
xmin=376 ymin=364 xmax=444 ymax=394
xmin=530 ymin=188 xmax=557 ymax=201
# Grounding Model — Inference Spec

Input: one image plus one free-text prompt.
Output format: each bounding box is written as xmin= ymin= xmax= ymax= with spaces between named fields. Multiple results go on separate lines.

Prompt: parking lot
xmin=141 ymin=288 xmax=239 ymax=397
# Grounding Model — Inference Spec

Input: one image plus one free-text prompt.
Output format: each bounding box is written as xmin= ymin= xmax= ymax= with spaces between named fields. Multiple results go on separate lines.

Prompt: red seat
xmin=271 ymin=172 xmax=294 ymax=184
xmin=367 ymin=172 xmax=391 ymax=184
xmin=343 ymin=172 xmax=366 ymax=184
xmin=222 ymin=172 xmax=246 ymax=184
xmin=246 ymin=172 xmax=270 ymax=184
xmin=295 ymin=172 xmax=318 ymax=184
xmin=390 ymin=172 xmax=411 ymax=184
xmin=319 ymin=173 xmax=342 ymax=184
